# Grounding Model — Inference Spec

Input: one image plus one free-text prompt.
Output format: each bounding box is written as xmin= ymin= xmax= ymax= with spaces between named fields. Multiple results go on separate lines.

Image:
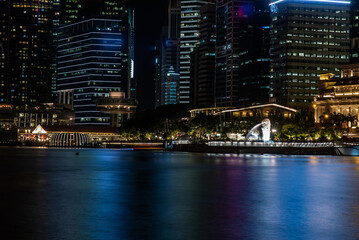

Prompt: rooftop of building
xmin=214 ymin=103 xmax=298 ymax=115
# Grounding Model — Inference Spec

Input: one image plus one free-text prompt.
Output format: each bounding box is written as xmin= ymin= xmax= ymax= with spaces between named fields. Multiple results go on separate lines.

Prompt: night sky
xmin=129 ymin=0 xmax=168 ymax=111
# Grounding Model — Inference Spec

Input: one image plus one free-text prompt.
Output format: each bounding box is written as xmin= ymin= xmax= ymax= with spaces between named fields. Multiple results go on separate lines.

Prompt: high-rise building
xmin=155 ymin=1 xmax=182 ymax=108
xmin=60 ymin=0 xmax=131 ymax=24
xmin=350 ymin=0 xmax=359 ymax=63
xmin=191 ymin=3 xmax=216 ymax=107
xmin=169 ymin=0 xmax=181 ymax=39
xmin=155 ymin=44 xmax=162 ymax=108
xmin=60 ymin=0 xmax=83 ymax=24
xmin=0 ymin=1 xmax=7 ymax=103
xmin=179 ymin=0 xmax=213 ymax=104
xmin=0 ymin=0 xmax=54 ymax=106
xmin=270 ymin=0 xmax=350 ymax=108
xmin=57 ymin=18 xmax=132 ymax=125
xmin=155 ymin=29 xmax=180 ymax=107
xmin=57 ymin=1 xmax=134 ymax=125
xmin=216 ymin=0 xmax=271 ymax=107
xmin=52 ymin=0 xmax=61 ymax=100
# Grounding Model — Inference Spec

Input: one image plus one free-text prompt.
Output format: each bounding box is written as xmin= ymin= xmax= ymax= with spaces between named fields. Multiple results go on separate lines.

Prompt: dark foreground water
xmin=1 ymin=148 xmax=359 ymax=240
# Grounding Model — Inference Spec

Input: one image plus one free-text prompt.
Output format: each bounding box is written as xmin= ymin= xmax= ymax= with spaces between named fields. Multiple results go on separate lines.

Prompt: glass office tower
xmin=179 ymin=0 xmax=212 ymax=104
xmin=57 ymin=19 xmax=131 ymax=125
xmin=216 ymin=0 xmax=270 ymax=107
xmin=270 ymin=0 xmax=350 ymax=108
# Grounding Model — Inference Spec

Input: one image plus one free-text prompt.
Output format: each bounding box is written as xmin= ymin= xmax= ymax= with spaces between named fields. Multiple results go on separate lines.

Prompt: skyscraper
xmin=0 ymin=0 xmax=54 ymax=106
xmin=179 ymin=0 xmax=213 ymax=104
xmin=270 ymin=0 xmax=350 ymax=108
xmin=191 ymin=3 xmax=216 ymax=107
xmin=155 ymin=32 xmax=180 ymax=107
xmin=216 ymin=0 xmax=270 ymax=107
xmin=60 ymin=0 xmax=83 ymax=24
xmin=57 ymin=1 xmax=135 ymax=125
xmin=169 ymin=0 xmax=181 ymax=39
xmin=155 ymin=0 xmax=181 ymax=107
xmin=350 ymin=0 xmax=359 ymax=63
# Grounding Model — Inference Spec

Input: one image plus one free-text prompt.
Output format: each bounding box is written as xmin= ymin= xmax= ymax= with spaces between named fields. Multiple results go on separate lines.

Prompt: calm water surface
xmin=0 ymin=147 xmax=359 ymax=240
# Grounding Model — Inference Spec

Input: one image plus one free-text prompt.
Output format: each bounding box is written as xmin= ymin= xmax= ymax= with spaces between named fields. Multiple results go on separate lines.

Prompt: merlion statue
xmin=261 ymin=119 xmax=271 ymax=142
xmin=245 ymin=118 xmax=272 ymax=142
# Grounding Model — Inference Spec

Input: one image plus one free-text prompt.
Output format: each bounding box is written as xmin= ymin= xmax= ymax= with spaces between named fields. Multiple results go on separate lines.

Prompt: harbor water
xmin=0 ymin=147 xmax=359 ymax=240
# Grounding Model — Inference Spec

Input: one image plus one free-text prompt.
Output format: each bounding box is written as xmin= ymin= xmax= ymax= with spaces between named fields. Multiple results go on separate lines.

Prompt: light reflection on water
xmin=0 ymin=148 xmax=359 ymax=239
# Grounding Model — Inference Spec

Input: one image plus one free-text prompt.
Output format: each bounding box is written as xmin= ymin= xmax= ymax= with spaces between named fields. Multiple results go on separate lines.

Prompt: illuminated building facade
xmin=60 ymin=0 xmax=131 ymax=24
xmin=155 ymin=32 xmax=180 ymax=107
xmin=155 ymin=1 xmax=181 ymax=107
xmin=0 ymin=103 xmax=74 ymax=129
xmin=0 ymin=0 xmax=54 ymax=106
xmin=57 ymin=0 xmax=135 ymax=126
xmin=57 ymin=18 xmax=133 ymax=125
xmin=191 ymin=3 xmax=216 ymax=107
xmin=96 ymin=92 xmax=137 ymax=127
xmin=60 ymin=0 xmax=83 ymax=24
xmin=179 ymin=0 xmax=213 ymax=104
xmin=314 ymin=64 xmax=359 ymax=123
xmin=18 ymin=125 xmax=123 ymax=146
xmin=350 ymin=0 xmax=359 ymax=63
xmin=53 ymin=0 xmax=61 ymax=100
xmin=270 ymin=0 xmax=350 ymax=108
xmin=216 ymin=0 xmax=271 ymax=107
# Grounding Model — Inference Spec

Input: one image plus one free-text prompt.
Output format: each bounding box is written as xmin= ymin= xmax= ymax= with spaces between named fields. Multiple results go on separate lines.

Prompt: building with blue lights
xmin=216 ymin=0 xmax=271 ymax=107
xmin=57 ymin=18 xmax=133 ymax=125
xmin=269 ymin=0 xmax=351 ymax=108
xmin=155 ymin=32 xmax=180 ymax=107
xmin=155 ymin=0 xmax=181 ymax=108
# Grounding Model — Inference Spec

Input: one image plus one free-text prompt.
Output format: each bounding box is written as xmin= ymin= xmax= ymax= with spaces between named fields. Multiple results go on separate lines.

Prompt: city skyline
xmin=0 ymin=0 xmax=357 ymax=118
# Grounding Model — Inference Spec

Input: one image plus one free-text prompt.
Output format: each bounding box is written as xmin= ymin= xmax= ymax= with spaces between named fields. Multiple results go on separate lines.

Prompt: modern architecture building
xmin=169 ymin=0 xmax=181 ymax=39
xmin=57 ymin=17 xmax=133 ymax=125
xmin=57 ymin=0 xmax=135 ymax=126
xmin=0 ymin=0 xmax=55 ymax=106
xmin=350 ymin=0 xmax=359 ymax=63
xmin=270 ymin=0 xmax=351 ymax=108
xmin=155 ymin=30 xmax=180 ymax=107
xmin=179 ymin=0 xmax=213 ymax=104
xmin=60 ymin=0 xmax=83 ymax=24
xmin=53 ymin=0 xmax=61 ymax=100
xmin=155 ymin=1 xmax=182 ymax=108
xmin=216 ymin=0 xmax=271 ymax=107
xmin=191 ymin=3 xmax=216 ymax=107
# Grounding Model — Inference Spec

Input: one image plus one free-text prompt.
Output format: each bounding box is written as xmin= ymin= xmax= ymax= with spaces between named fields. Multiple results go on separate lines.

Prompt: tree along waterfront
xmin=119 ymin=105 xmax=358 ymax=143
